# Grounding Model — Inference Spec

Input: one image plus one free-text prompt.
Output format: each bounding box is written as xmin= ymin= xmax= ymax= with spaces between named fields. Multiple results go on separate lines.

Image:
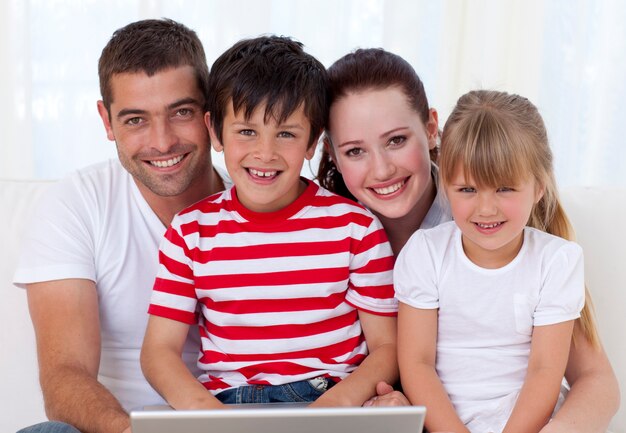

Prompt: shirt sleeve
xmin=393 ymin=229 xmax=440 ymax=310
xmin=345 ymin=213 xmax=397 ymax=315
xmin=13 ymin=176 xmax=98 ymax=287
xmin=534 ymin=241 xmax=585 ymax=326
xmin=148 ymin=218 xmax=199 ymax=324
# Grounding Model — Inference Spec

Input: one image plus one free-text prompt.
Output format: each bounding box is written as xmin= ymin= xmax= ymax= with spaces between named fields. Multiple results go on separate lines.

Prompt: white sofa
xmin=1 ymin=179 xmax=623 ymax=433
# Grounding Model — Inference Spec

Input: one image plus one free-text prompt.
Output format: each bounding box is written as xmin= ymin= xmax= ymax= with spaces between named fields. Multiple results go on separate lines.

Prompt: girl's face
xmin=444 ymin=166 xmax=544 ymax=269
xmin=327 ymin=87 xmax=438 ymax=219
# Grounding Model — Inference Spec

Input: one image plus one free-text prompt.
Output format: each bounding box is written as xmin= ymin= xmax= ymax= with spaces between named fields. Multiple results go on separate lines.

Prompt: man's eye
xmin=126 ymin=117 xmax=143 ymax=126
xmin=176 ymin=108 xmax=192 ymax=117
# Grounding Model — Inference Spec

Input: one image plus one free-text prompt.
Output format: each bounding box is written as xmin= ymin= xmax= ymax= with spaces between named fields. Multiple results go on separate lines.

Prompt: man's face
xmin=98 ymin=66 xmax=211 ymax=199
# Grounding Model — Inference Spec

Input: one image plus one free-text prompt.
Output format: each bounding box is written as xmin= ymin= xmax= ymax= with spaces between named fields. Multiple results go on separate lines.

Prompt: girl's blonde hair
xmin=440 ymin=90 xmax=598 ymax=347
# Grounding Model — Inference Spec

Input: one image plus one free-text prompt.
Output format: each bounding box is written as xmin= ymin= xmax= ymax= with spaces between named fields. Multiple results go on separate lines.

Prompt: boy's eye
xmin=278 ymin=131 xmax=295 ymax=138
xmin=239 ymin=129 xmax=255 ymax=136
xmin=388 ymin=136 xmax=406 ymax=146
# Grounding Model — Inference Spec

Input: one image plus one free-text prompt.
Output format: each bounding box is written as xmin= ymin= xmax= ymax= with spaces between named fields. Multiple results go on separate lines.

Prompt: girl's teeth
xmin=477 ymin=222 xmax=501 ymax=229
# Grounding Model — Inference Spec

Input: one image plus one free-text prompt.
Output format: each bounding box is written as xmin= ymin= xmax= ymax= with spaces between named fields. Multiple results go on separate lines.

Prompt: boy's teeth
xmin=373 ymin=180 xmax=405 ymax=195
xmin=249 ymin=169 xmax=277 ymax=177
xmin=150 ymin=155 xmax=184 ymax=168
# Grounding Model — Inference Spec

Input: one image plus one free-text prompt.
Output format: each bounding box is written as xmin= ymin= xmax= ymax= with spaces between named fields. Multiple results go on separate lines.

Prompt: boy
xmin=141 ymin=36 xmax=398 ymax=409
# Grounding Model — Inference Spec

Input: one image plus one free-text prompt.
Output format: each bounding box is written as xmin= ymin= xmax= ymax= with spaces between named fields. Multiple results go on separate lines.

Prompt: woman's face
xmin=328 ymin=87 xmax=438 ymax=219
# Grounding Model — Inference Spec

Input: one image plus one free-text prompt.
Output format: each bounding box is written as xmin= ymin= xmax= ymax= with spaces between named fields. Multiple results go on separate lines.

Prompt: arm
xmin=398 ymin=302 xmax=470 ymax=433
xmin=140 ymin=315 xmax=225 ymax=410
xmin=310 ymin=311 xmax=398 ymax=407
xmin=539 ymin=321 xmax=620 ymax=433
xmin=27 ymin=279 xmax=130 ymax=433
xmin=503 ymin=321 xmax=575 ymax=433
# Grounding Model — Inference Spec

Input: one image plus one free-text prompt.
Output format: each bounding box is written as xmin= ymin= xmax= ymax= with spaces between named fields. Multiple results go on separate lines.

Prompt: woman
xmin=317 ymin=48 xmax=619 ymax=433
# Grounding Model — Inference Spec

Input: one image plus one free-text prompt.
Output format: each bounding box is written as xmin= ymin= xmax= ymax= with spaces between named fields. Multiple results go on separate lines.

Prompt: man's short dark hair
xmin=98 ymin=18 xmax=209 ymax=110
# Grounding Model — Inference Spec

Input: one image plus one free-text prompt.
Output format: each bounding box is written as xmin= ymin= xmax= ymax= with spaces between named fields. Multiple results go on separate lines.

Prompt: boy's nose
xmin=254 ymin=136 xmax=277 ymax=161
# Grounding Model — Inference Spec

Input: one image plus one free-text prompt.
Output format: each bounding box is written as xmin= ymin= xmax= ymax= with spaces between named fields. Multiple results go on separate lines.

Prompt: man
xmin=14 ymin=19 xmax=227 ymax=433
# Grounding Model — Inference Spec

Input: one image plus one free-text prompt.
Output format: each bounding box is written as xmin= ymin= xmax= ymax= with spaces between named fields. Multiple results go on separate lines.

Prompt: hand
xmin=362 ymin=381 xmax=410 ymax=407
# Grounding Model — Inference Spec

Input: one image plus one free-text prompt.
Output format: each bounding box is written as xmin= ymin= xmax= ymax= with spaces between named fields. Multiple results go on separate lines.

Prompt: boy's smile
xmin=208 ymin=101 xmax=314 ymax=213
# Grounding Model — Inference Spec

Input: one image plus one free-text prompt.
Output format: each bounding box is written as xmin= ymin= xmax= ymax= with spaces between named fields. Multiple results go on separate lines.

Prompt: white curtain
xmin=1 ymin=0 xmax=624 ymax=186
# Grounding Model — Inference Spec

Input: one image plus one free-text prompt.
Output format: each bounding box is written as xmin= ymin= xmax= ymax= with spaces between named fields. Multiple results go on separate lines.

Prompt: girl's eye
xmin=460 ymin=187 xmax=476 ymax=193
xmin=388 ymin=136 xmax=406 ymax=146
xmin=345 ymin=147 xmax=364 ymax=157
xmin=497 ymin=186 xmax=514 ymax=192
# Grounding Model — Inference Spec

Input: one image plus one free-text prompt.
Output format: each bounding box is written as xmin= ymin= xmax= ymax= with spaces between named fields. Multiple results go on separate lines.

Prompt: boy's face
xmin=208 ymin=102 xmax=315 ymax=213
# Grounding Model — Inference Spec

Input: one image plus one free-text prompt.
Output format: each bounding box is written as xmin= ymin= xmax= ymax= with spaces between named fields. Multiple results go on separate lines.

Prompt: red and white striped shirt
xmin=149 ymin=180 xmax=396 ymax=393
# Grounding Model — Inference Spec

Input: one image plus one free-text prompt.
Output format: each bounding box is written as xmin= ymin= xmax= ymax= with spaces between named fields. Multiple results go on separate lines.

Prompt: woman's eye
xmin=345 ymin=147 xmax=364 ymax=157
xmin=388 ymin=136 xmax=406 ymax=146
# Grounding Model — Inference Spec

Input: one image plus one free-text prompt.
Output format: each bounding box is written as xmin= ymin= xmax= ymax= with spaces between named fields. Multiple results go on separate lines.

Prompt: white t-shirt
xmin=13 ymin=159 xmax=230 ymax=411
xmin=394 ymin=221 xmax=585 ymax=433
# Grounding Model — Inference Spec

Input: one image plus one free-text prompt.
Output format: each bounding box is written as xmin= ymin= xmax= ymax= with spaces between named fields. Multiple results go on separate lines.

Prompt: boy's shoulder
xmin=176 ymin=188 xmax=231 ymax=218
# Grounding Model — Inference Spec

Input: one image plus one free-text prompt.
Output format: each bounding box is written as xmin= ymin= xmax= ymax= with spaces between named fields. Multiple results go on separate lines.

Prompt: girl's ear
xmin=205 ymin=112 xmax=223 ymax=152
xmin=426 ymin=108 xmax=440 ymax=150
xmin=535 ymin=182 xmax=546 ymax=203
xmin=323 ymin=136 xmax=341 ymax=173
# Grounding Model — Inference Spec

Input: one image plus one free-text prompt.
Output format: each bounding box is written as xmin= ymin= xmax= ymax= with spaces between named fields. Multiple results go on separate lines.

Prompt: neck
xmin=373 ymin=177 xmax=436 ymax=256
xmin=138 ymin=168 xmax=224 ymax=227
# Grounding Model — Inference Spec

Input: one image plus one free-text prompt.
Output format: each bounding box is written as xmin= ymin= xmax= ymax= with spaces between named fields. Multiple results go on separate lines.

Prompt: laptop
xmin=131 ymin=404 xmax=426 ymax=433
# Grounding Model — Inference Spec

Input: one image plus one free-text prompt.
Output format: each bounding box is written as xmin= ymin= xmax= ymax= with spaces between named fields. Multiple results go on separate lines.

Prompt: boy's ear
xmin=97 ymin=100 xmax=115 ymax=141
xmin=426 ymin=108 xmax=440 ymax=150
xmin=205 ymin=112 xmax=223 ymax=152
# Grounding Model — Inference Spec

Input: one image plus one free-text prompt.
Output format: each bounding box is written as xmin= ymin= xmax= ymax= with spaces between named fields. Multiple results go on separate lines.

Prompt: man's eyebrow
xmin=168 ymin=97 xmax=203 ymax=110
xmin=116 ymin=97 xmax=203 ymax=120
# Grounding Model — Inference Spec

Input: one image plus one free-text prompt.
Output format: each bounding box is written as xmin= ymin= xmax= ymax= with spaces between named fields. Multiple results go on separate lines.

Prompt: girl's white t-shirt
xmin=394 ymin=221 xmax=585 ymax=433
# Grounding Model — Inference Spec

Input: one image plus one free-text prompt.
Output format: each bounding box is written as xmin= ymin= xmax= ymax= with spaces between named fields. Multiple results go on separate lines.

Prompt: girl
xmin=395 ymin=90 xmax=584 ymax=433
xmin=318 ymin=48 xmax=618 ymax=432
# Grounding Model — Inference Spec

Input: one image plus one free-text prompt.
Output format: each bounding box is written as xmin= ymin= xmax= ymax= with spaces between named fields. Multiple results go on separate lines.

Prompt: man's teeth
xmin=249 ymin=169 xmax=277 ymax=177
xmin=150 ymin=155 xmax=184 ymax=168
xmin=476 ymin=222 xmax=502 ymax=229
xmin=373 ymin=180 xmax=405 ymax=195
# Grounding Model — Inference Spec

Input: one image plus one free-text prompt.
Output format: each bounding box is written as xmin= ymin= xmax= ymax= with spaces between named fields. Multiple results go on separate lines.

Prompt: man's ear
xmin=97 ymin=100 xmax=115 ymax=141
xmin=205 ymin=112 xmax=223 ymax=152
xmin=426 ymin=108 xmax=439 ymax=150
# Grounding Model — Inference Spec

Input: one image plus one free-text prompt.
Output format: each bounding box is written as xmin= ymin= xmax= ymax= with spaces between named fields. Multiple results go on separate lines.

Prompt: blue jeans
xmin=215 ymin=376 xmax=335 ymax=404
xmin=17 ymin=421 xmax=81 ymax=433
